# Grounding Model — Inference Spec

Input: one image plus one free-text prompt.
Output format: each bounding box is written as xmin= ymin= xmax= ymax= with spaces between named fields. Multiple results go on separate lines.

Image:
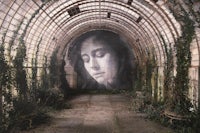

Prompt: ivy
xmin=60 ymin=59 xmax=70 ymax=98
xmin=167 ymin=1 xmax=195 ymax=115
xmin=12 ymin=3 xmax=45 ymax=101
xmin=13 ymin=38 xmax=28 ymax=100
xmin=0 ymin=33 xmax=13 ymax=132
xmin=41 ymin=0 xmax=59 ymax=4
xmin=40 ymin=56 xmax=49 ymax=90
xmin=31 ymin=37 xmax=42 ymax=100
xmin=22 ymin=4 xmax=45 ymax=39
xmin=0 ymin=33 xmax=6 ymax=131
xmin=186 ymin=0 xmax=200 ymax=28
xmin=145 ymin=53 xmax=153 ymax=92
xmin=134 ymin=63 xmax=143 ymax=91
xmin=161 ymin=35 xmax=174 ymax=104
xmin=49 ymin=48 xmax=59 ymax=88
xmin=8 ymin=19 xmax=24 ymax=63
xmin=0 ymin=33 xmax=7 ymax=89
xmin=144 ymin=50 xmax=157 ymax=103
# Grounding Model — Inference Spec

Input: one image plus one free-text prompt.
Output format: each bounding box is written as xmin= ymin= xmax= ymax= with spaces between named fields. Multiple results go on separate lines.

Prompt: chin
xmin=95 ymin=78 xmax=104 ymax=84
xmin=97 ymin=80 xmax=105 ymax=85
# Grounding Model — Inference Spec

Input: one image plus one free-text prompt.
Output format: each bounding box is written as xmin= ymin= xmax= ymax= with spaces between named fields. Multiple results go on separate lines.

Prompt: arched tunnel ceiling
xmin=0 ymin=0 xmax=199 ymax=68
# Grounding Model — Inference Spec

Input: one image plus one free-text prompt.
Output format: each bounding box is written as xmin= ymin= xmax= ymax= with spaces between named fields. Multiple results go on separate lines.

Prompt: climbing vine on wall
xmin=134 ymin=63 xmax=144 ymax=91
xmin=49 ymin=48 xmax=59 ymax=88
xmin=12 ymin=3 xmax=45 ymax=101
xmin=8 ymin=19 xmax=24 ymax=64
xmin=186 ymin=0 xmax=200 ymax=28
xmin=31 ymin=37 xmax=42 ymax=100
xmin=0 ymin=33 xmax=9 ymax=131
xmin=144 ymin=50 xmax=157 ymax=103
xmin=0 ymin=2 xmax=69 ymax=132
xmin=161 ymin=35 xmax=174 ymax=104
xmin=13 ymin=37 xmax=28 ymax=100
xmin=167 ymin=1 xmax=195 ymax=115
xmin=60 ymin=59 xmax=70 ymax=98
xmin=40 ymin=56 xmax=49 ymax=90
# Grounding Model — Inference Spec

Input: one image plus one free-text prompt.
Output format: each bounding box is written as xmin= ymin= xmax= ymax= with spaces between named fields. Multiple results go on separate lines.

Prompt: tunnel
xmin=0 ymin=0 xmax=200 ymax=132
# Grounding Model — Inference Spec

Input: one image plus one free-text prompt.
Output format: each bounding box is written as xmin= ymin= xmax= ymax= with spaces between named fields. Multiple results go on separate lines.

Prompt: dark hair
xmin=69 ymin=30 xmax=134 ymax=89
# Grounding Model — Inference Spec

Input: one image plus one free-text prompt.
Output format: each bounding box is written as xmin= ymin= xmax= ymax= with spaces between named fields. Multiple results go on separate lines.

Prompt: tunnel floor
xmin=21 ymin=94 xmax=174 ymax=133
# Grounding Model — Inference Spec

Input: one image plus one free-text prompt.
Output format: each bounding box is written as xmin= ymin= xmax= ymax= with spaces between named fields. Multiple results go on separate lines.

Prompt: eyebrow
xmin=91 ymin=48 xmax=107 ymax=56
xmin=81 ymin=47 xmax=107 ymax=57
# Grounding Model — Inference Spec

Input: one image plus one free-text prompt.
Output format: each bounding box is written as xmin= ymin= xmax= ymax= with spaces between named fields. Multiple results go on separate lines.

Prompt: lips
xmin=93 ymin=72 xmax=105 ymax=78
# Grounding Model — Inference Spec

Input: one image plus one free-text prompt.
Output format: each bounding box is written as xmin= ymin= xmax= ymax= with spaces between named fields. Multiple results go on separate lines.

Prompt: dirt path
xmin=21 ymin=94 xmax=174 ymax=133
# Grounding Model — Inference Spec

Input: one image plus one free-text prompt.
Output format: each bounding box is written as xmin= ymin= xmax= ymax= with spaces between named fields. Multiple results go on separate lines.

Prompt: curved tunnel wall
xmin=0 ymin=0 xmax=200 ymax=103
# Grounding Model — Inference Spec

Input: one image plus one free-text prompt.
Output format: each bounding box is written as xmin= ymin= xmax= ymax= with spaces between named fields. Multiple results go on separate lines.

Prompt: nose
xmin=90 ymin=57 xmax=100 ymax=70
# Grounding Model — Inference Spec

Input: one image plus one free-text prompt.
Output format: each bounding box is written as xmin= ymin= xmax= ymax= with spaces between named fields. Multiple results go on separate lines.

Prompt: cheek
xmin=97 ymin=55 xmax=110 ymax=68
xmin=84 ymin=63 xmax=91 ymax=73
xmin=100 ymin=54 xmax=118 ymax=69
xmin=101 ymin=54 xmax=119 ymax=84
xmin=106 ymin=54 xmax=118 ymax=74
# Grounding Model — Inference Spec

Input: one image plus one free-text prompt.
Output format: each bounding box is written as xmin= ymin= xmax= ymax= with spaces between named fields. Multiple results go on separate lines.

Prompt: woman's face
xmin=80 ymin=37 xmax=119 ymax=87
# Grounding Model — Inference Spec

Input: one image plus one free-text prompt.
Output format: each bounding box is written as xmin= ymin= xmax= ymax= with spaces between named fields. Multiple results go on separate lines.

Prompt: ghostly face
xmin=80 ymin=37 xmax=119 ymax=87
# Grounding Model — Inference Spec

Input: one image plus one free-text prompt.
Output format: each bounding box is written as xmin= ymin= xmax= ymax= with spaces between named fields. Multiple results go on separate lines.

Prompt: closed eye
xmin=82 ymin=55 xmax=90 ymax=63
xmin=95 ymin=49 xmax=107 ymax=58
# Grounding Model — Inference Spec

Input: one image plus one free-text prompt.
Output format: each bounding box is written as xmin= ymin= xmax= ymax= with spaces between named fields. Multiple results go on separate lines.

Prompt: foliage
xmin=134 ymin=63 xmax=144 ymax=91
xmin=141 ymin=1 xmax=197 ymax=132
xmin=186 ymin=0 xmax=200 ymax=28
xmin=38 ymin=56 xmax=70 ymax=109
xmin=8 ymin=99 xmax=51 ymax=131
xmin=31 ymin=37 xmax=42 ymax=100
xmin=161 ymin=35 xmax=174 ymax=103
xmin=13 ymin=37 xmax=28 ymax=100
xmin=186 ymin=108 xmax=200 ymax=133
xmin=41 ymin=0 xmax=59 ymax=3
xmin=0 ymin=33 xmax=7 ymax=131
xmin=31 ymin=58 xmax=37 ymax=100
xmin=40 ymin=56 xmax=49 ymax=90
xmin=60 ymin=59 xmax=70 ymax=98
xmin=12 ymin=2 xmax=45 ymax=101
xmin=37 ymin=55 xmax=70 ymax=109
xmin=144 ymin=50 xmax=157 ymax=103
xmin=12 ymin=3 xmax=44 ymax=101
xmin=167 ymin=1 xmax=195 ymax=115
xmin=0 ymin=4 xmax=50 ymax=132
xmin=0 ymin=33 xmax=13 ymax=133
xmin=37 ymin=88 xmax=70 ymax=110
xmin=0 ymin=3 xmax=73 ymax=132
xmin=0 ymin=33 xmax=7 ymax=90
xmin=49 ymin=48 xmax=59 ymax=88
xmin=8 ymin=19 xmax=24 ymax=63
xmin=22 ymin=4 xmax=45 ymax=39
xmin=141 ymin=1 xmax=198 ymax=132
